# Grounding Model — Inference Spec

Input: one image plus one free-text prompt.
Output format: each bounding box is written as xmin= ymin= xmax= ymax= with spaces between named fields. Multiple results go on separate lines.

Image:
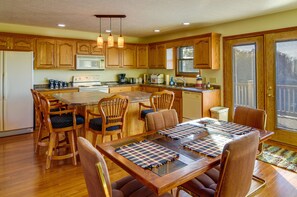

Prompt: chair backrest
xmin=233 ymin=106 xmax=267 ymax=130
xmin=150 ymin=90 xmax=174 ymax=112
xmin=215 ymin=131 xmax=259 ymax=197
xmin=145 ymin=109 xmax=179 ymax=132
xmin=39 ymin=94 xmax=53 ymax=132
xmin=98 ymin=94 xmax=129 ymax=130
xmin=77 ymin=137 xmax=112 ymax=197
xmin=31 ymin=89 xmax=43 ymax=124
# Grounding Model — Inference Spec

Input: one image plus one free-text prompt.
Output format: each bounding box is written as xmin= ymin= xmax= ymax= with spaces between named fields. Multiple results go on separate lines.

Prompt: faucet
xmin=174 ymin=77 xmax=186 ymax=86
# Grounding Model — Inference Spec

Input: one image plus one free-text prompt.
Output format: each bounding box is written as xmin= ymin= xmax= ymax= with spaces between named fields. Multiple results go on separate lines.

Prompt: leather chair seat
xmin=50 ymin=114 xmax=84 ymax=128
xmin=141 ymin=109 xmax=154 ymax=119
xmin=112 ymin=175 xmax=172 ymax=197
xmin=181 ymin=166 xmax=220 ymax=197
xmin=89 ymin=117 xmax=120 ymax=131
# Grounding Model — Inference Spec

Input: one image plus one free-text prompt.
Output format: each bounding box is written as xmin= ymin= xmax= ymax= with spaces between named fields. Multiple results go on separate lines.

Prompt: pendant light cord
xmin=99 ymin=18 xmax=102 ymax=36
xmin=109 ymin=17 xmax=112 ymax=36
xmin=120 ymin=18 xmax=122 ymax=36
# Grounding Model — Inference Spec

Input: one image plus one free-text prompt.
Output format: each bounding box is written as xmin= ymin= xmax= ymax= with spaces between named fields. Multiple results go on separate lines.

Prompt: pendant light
xmin=94 ymin=15 xmax=126 ymax=48
xmin=96 ymin=17 xmax=104 ymax=48
xmin=118 ymin=18 xmax=124 ymax=48
xmin=107 ymin=17 xmax=114 ymax=48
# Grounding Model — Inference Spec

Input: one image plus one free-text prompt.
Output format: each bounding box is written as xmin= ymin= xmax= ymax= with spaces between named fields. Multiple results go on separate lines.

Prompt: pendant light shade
xmin=94 ymin=15 xmax=126 ymax=48
xmin=107 ymin=17 xmax=114 ymax=48
xmin=97 ymin=18 xmax=104 ymax=48
xmin=118 ymin=18 xmax=124 ymax=48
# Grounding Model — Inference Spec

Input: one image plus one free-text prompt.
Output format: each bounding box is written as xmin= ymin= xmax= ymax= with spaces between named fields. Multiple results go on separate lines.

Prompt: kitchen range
xmin=72 ymin=75 xmax=109 ymax=93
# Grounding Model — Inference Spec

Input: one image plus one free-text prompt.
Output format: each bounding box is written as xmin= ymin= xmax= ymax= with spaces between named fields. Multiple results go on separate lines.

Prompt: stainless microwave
xmin=76 ymin=55 xmax=105 ymax=70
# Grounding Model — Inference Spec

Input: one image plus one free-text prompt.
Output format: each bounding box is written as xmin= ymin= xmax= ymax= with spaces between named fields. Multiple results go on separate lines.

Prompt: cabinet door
xmin=0 ymin=35 xmax=12 ymax=50
xmin=56 ymin=40 xmax=76 ymax=69
xmin=122 ymin=44 xmax=137 ymax=68
xmin=194 ymin=37 xmax=210 ymax=69
xmin=12 ymin=37 xmax=34 ymax=51
xmin=137 ymin=45 xmax=148 ymax=68
xmin=106 ymin=46 xmax=121 ymax=68
xmin=109 ymin=86 xmax=132 ymax=93
xmin=77 ymin=41 xmax=91 ymax=54
xmin=91 ymin=42 xmax=105 ymax=55
xmin=36 ymin=39 xmax=56 ymax=69
xmin=148 ymin=45 xmax=157 ymax=68
xmin=156 ymin=44 xmax=166 ymax=68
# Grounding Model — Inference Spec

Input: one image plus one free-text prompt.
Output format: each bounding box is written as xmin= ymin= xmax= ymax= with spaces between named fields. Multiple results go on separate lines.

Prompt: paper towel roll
xmin=166 ymin=75 xmax=170 ymax=85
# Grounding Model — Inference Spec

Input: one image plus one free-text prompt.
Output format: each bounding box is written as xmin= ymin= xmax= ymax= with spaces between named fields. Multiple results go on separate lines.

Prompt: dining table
xmin=97 ymin=118 xmax=274 ymax=196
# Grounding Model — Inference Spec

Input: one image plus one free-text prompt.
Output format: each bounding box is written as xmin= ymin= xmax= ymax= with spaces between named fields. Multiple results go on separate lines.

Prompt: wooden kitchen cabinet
xmin=35 ymin=38 xmax=76 ymax=69
xmin=137 ymin=45 xmax=148 ymax=68
xmin=148 ymin=43 xmax=168 ymax=69
xmin=109 ymin=86 xmax=132 ymax=93
xmin=56 ymin=39 xmax=76 ymax=69
xmin=122 ymin=44 xmax=137 ymax=68
xmin=194 ymin=32 xmax=221 ymax=69
xmin=35 ymin=38 xmax=56 ymax=69
xmin=0 ymin=34 xmax=34 ymax=51
xmin=77 ymin=40 xmax=105 ymax=55
xmin=106 ymin=43 xmax=137 ymax=68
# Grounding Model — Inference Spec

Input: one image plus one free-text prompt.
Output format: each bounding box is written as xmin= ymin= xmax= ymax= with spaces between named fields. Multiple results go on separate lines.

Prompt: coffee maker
xmin=118 ymin=73 xmax=126 ymax=84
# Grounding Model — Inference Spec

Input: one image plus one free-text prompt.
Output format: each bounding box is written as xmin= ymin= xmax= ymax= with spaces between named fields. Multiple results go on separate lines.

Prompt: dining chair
xmin=86 ymin=94 xmax=129 ymax=146
xmin=39 ymin=94 xmax=84 ymax=169
xmin=145 ymin=109 xmax=179 ymax=132
xmin=176 ymin=131 xmax=260 ymax=197
xmin=139 ymin=90 xmax=175 ymax=122
xmin=77 ymin=137 xmax=173 ymax=197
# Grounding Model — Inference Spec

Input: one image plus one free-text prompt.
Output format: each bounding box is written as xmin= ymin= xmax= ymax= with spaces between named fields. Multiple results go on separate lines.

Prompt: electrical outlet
xmin=209 ymin=77 xmax=216 ymax=84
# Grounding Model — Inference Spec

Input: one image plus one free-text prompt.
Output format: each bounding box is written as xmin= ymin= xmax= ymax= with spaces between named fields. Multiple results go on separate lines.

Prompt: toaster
xmin=150 ymin=74 xmax=164 ymax=84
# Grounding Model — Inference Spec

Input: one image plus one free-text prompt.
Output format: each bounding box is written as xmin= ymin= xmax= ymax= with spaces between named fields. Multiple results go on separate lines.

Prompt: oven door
xmin=79 ymin=86 xmax=109 ymax=93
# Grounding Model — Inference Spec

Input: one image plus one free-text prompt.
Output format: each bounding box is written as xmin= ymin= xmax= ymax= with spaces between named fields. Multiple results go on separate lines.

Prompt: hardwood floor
xmin=0 ymin=133 xmax=297 ymax=197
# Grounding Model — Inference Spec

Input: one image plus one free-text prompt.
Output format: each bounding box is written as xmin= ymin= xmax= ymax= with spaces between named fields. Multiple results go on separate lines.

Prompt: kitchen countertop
xmin=34 ymin=83 xmax=219 ymax=93
xmin=52 ymin=91 xmax=151 ymax=106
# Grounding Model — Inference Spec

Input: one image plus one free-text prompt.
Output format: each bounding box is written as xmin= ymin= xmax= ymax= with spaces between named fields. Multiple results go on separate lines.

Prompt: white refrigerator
xmin=0 ymin=51 xmax=34 ymax=137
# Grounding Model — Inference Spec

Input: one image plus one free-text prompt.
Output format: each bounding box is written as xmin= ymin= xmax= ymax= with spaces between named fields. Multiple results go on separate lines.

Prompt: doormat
xmin=257 ymin=144 xmax=297 ymax=173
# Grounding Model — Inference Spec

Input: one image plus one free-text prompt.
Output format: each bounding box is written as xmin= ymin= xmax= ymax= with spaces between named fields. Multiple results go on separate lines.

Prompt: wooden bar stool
xmin=39 ymin=94 xmax=84 ymax=169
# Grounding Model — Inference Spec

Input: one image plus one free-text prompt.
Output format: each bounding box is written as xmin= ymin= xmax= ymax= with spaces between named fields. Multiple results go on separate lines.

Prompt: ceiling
xmin=1 ymin=0 xmax=297 ymax=38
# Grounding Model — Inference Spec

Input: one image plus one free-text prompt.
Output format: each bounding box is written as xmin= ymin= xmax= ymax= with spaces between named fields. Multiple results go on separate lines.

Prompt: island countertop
xmin=53 ymin=91 xmax=151 ymax=106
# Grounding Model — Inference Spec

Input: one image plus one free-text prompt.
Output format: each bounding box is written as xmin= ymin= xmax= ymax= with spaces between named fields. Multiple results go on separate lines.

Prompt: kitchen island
xmin=53 ymin=91 xmax=151 ymax=142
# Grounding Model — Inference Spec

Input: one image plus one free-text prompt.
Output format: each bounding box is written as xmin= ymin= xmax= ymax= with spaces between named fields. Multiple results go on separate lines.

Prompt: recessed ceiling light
xmin=183 ymin=22 xmax=190 ymax=26
xmin=154 ymin=29 xmax=160 ymax=33
xmin=106 ymin=30 xmax=111 ymax=33
xmin=57 ymin=24 xmax=65 ymax=27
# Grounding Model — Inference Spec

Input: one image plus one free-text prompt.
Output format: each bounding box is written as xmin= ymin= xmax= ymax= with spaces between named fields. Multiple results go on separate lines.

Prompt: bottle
xmin=206 ymin=82 xmax=211 ymax=89
xmin=169 ymin=76 xmax=175 ymax=86
xmin=196 ymin=74 xmax=202 ymax=88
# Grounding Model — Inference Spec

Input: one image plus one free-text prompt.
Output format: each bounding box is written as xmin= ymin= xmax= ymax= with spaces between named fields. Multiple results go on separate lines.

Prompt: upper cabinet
xmin=148 ymin=44 xmax=167 ymax=69
xmin=137 ymin=45 xmax=148 ymax=68
xmin=35 ymin=38 xmax=76 ymax=69
xmin=106 ymin=43 xmax=137 ymax=69
xmin=194 ymin=32 xmax=221 ymax=69
xmin=0 ymin=34 xmax=34 ymax=51
xmin=77 ymin=41 xmax=105 ymax=55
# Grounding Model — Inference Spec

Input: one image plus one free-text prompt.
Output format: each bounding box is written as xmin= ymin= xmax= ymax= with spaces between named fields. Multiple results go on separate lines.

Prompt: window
xmin=176 ymin=46 xmax=199 ymax=76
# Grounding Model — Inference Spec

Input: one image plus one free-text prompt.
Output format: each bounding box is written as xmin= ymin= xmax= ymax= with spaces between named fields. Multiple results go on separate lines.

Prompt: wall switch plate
xmin=209 ymin=77 xmax=216 ymax=84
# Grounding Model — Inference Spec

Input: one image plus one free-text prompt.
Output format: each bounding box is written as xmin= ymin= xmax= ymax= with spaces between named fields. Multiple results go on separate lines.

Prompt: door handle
xmin=267 ymin=94 xmax=274 ymax=97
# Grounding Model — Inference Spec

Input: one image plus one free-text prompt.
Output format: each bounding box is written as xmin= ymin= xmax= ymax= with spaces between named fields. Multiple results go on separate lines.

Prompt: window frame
xmin=175 ymin=45 xmax=199 ymax=77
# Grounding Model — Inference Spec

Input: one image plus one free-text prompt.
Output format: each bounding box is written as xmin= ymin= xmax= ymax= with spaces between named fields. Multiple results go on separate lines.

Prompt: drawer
xmin=109 ymin=86 xmax=132 ymax=93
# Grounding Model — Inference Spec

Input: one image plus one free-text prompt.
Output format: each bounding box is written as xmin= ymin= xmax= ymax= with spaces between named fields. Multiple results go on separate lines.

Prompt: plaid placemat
xmin=158 ymin=124 xmax=207 ymax=140
xmin=115 ymin=140 xmax=179 ymax=169
xmin=183 ymin=134 xmax=233 ymax=157
xmin=196 ymin=118 xmax=255 ymax=135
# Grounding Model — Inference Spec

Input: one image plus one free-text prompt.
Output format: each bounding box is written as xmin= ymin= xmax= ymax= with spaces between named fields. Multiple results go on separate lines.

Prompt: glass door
xmin=265 ymin=30 xmax=297 ymax=145
xmin=224 ymin=36 xmax=264 ymax=120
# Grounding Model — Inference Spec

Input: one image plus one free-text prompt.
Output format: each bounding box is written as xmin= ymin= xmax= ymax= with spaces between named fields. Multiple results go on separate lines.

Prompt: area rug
xmin=257 ymin=144 xmax=297 ymax=173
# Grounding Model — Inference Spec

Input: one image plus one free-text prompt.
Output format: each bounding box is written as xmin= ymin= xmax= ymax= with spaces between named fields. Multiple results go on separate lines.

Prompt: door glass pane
xmin=232 ymin=44 xmax=257 ymax=109
xmin=276 ymin=40 xmax=297 ymax=131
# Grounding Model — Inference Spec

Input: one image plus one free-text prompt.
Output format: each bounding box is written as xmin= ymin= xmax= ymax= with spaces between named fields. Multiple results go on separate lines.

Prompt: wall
xmin=145 ymin=9 xmax=297 ymax=94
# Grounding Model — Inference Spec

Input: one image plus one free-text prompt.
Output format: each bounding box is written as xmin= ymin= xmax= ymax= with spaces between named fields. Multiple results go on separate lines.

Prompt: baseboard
xmin=0 ymin=128 xmax=33 ymax=137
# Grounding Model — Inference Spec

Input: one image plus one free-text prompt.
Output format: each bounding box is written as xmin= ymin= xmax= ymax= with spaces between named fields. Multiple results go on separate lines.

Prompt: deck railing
xmin=234 ymin=82 xmax=297 ymax=117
